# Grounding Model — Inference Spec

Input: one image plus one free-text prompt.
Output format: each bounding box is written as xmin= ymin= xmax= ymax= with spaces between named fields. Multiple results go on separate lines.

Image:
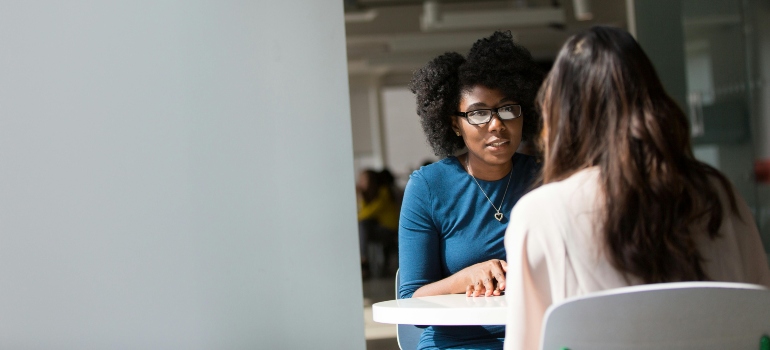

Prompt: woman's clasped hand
xmin=463 ymin=259 xmax=507 ymax=297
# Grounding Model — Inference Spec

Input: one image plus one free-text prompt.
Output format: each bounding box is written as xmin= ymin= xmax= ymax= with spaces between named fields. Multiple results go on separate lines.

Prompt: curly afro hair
xmin=409 ymin=31 xmax=544 ymax=158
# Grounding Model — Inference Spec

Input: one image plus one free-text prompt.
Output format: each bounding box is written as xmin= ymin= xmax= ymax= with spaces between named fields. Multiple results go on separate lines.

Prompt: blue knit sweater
xmin=398 ymin=153 xmax=539 ymax=350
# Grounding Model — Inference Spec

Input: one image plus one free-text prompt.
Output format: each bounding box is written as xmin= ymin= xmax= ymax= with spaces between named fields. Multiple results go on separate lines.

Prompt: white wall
xmin=0 ymin=1 xmax=364 ymax=349
xmin=350 ymin=78 xmax=375 ymax=157
xmin=382 ymin=86 xmax=436 ymax=185
xmin=349 ymin=76 xmax=383 ymax=175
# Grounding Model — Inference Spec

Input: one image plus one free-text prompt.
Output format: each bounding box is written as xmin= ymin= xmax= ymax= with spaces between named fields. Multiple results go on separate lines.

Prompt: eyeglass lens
xmin=466 ymin=105 xmax=521 ymax=125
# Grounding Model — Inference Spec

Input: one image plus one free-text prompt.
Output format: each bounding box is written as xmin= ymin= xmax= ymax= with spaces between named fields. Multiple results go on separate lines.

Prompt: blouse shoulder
xmin=511 ymin=168 xmax=600 ymax=229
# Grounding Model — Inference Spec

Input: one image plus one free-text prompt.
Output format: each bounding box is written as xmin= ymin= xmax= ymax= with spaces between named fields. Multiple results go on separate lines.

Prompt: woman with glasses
xmin=398 ymin=31 xmax=543 ymax=349
xmin=503 ymin=26 xmax=770 ymax=350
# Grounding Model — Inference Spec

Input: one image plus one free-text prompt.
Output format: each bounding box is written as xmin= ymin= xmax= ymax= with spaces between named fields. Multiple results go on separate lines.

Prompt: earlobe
xmin=451 ymin=118 xmax=461 ymax=137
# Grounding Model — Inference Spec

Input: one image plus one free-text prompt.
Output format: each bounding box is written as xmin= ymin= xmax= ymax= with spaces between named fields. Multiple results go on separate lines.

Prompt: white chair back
xmin=395 ymin=269 xmax=424 ymax=350
xmin=540 ymin=282 xmax=770 ymax=350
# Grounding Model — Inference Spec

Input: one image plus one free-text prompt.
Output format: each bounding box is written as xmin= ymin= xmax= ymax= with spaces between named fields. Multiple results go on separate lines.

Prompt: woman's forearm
xmin=412 ymin=272 xmax=467 ymax=297
xmin=411 ymin=259 xmax=508 ymax=298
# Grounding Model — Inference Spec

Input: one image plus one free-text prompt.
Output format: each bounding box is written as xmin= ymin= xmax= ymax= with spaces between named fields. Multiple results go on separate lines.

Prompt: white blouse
xmin=503 ymin=167 xmax=770 ymax=350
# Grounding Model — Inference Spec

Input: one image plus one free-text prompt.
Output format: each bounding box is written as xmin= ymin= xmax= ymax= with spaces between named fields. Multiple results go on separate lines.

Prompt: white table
xmin=372 ymin=294 xmax=507 ymax=325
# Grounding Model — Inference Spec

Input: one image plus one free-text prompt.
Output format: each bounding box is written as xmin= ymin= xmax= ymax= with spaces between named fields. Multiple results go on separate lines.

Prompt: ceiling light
xmin=345 ymin=10 xmax=378 ymax=23
xmin=420 ymin=1 xmax=565 ymax=31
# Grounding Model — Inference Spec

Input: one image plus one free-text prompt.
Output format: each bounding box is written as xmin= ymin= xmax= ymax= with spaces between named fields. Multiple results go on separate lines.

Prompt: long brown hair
xmin=537 ymin=26 xmax=737 ymax=283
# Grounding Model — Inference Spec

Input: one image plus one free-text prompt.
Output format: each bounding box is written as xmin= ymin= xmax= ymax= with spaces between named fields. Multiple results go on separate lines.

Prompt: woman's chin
xmin=483 ymin=144 xmax=516 ymax=160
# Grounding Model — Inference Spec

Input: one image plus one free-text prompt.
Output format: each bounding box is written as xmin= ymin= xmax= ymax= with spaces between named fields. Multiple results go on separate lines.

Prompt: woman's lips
xmin=486 ymin=140 xmax=510 ymax=148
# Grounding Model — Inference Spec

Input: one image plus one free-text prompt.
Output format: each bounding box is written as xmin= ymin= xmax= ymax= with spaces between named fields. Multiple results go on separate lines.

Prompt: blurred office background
xmin=346 ymin=0 xmax=770 ymax=348
xmin=1 ymin=1 xmax=769 ymax=349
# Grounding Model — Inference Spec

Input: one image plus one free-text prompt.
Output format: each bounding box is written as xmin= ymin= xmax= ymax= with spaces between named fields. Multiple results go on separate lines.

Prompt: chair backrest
xmin=395 ymin=269 xmax=424 ymax=350
xmin=540 ymin=281 xmax=770 ymax=350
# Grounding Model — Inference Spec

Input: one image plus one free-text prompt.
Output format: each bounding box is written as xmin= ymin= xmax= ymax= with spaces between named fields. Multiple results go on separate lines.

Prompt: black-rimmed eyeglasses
xmin=455 ymin=104 xmax=522 ymax=125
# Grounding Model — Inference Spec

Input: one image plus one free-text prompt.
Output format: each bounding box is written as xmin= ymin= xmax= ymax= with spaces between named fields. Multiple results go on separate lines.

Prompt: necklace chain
xmin=467 ymin=156 xmax=512 ymax=221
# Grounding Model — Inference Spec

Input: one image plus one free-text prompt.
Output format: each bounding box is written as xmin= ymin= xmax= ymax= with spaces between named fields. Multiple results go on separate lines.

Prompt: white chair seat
xmin=540 ymin=282 xmax=770 ymax=350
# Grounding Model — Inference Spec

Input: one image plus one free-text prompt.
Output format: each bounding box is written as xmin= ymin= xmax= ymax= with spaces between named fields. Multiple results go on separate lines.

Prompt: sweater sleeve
xmin=504 ymin=196 xmax=554 ymax=350
xmin=398 ymin=171 xmax=442 ymax=299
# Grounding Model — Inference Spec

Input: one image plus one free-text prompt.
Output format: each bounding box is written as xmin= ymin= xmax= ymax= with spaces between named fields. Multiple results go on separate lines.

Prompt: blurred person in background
xmin=357 ymin=168 xmax=400 ymax=279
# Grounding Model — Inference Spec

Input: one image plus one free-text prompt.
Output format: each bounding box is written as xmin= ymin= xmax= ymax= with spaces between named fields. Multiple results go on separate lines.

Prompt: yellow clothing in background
xmin=358 ymin=186 xmax=399 ymax=231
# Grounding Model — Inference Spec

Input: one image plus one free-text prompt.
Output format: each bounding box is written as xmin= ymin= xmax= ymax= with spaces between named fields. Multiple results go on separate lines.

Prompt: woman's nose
xmin=487 ymin=113 xmax=506 ymax=132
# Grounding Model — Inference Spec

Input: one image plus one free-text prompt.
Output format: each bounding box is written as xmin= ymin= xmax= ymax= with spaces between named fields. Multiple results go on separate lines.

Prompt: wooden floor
xmin=363 ymin=275 xmax=399 ymax=350
xmin=367 ymin=337 xmax=400 ymax=350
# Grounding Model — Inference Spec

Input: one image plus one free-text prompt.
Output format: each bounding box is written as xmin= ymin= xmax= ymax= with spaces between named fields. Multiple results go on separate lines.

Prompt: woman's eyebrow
xmin=465 ymin=102 xmax=490 ymax=110
xmin=464 ymin=98 xmax=517 ymax=110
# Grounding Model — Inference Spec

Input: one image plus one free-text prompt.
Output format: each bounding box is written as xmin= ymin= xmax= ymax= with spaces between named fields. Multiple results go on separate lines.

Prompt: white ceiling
xmin=344 ymin=0 xmax=629 ymax=81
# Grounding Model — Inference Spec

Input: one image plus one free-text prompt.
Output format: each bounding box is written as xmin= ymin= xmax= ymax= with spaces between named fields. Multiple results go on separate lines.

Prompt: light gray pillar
xmin=0 ymin=1 xmax=364 ymax=348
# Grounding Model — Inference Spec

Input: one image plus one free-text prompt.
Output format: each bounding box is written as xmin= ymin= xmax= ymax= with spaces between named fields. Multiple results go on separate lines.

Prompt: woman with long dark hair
xmin=503 ymin=26 xmax=770 ymax=350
